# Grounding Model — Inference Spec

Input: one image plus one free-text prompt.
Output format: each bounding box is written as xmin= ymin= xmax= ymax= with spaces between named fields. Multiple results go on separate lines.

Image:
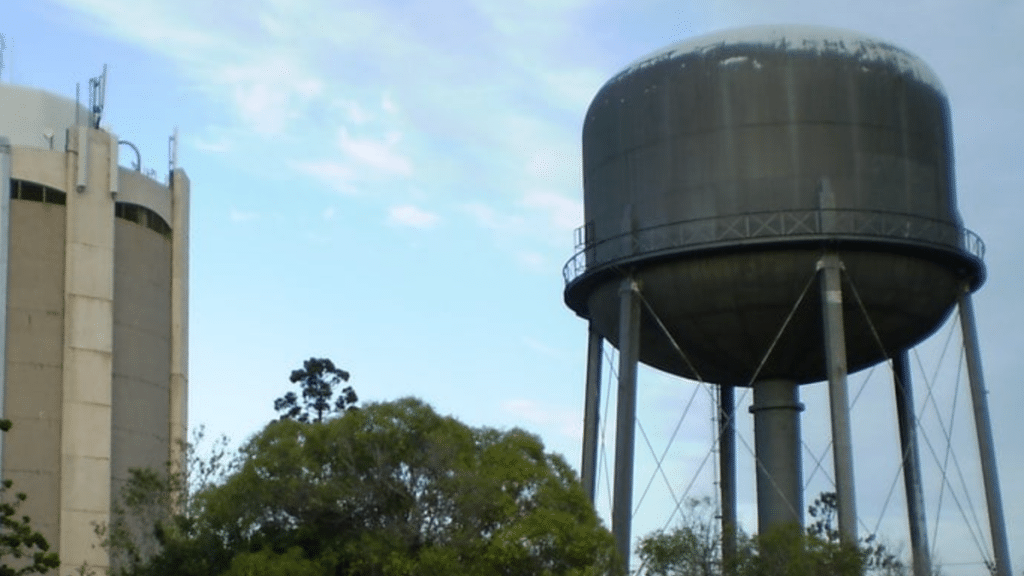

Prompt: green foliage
xmin=100 ymin=426 xmax=235 ymax=576
xmin=110 ymin=399 xmax=617 ymax=576
xmin=637 ymin=497 xmax=731 ymax=576
xmin=638 ymin=492 xmax=908 ymax=576
xmin=273 ymin=358 xmax=356 ymax=423
xmin=0 ymin=419 xmax=60 ymax=575
xmin=220 ymin=547 xmax=331 ymax=576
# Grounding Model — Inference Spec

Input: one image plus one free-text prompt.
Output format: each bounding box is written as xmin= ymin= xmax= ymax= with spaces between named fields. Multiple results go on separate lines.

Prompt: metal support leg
xmin=958 ymin=290 xmax=1013 ymax=576
xmin=613 ymin=278 xmax=641 ymax=573
xmin=818 ymin=253 xmax=858 ymax=543
xmin=582 ymin=324 xmax=603 ymax=504
xmin=719 ymin=384 xmax=737 ymax=573
xmin=750 ymin=379 xmax=804 ymax=533
xmin=893 ymin=351 xmax=932 ymax=576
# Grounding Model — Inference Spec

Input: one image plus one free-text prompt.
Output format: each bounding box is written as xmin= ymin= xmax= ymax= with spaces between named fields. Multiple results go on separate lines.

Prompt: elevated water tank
xmin=564 ymin=25 xmax=984 ymax=385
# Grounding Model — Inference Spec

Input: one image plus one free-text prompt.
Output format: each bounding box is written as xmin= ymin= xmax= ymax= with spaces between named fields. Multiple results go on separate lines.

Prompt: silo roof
xmin=612 ymin=24 xmax=944 ymax=93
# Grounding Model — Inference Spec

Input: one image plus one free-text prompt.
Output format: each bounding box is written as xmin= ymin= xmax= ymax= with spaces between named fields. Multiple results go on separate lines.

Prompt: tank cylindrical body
xmin=565 ymin=26 xmax=984 ymax=385
xmin=0 ymin=83 xmax=189 ymax=570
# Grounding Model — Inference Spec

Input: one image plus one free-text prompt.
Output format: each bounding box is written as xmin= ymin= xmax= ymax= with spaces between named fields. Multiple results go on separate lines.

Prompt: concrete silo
xmin=0 ymin=80 xmax=188 ymax=572
xmin=565 ymin=26 xmax=1010 ymax=575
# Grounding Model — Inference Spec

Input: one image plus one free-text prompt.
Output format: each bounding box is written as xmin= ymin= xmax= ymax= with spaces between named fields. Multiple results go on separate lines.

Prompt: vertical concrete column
xmin=169 ymin=168 xmax=190 ymax=482
xmin=818 ymin=253 xmax=857 ymax=543
xmin=892 ymin=351 xmax=932 ymax=576
xmin=957 ymin=289 xmax=1013 ymax=576
xmin=718 ymin=384 xmax=737 ymax=573
xmin=0 ymin=138 xmax=10 ymax=479
xmin=750 ymin=379 xmax=803 ymax=532
xmin=581 ymin=323 xmax=602 ymax=503
xmin=612 ymin=278 xmax=641 ymax=573
xmin=60 ymin=126 xmax=115 ymax=571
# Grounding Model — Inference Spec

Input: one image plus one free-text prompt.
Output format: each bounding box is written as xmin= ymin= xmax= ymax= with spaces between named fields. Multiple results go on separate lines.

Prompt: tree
xmin=0 ymin=419 xmax=60 ymax=575
xmin=112 ymin=398 xmax=618 ymax=576
xmin=273 ymin=358 xmax=357 ymax=423
xmin=637 ymin=492 xmax=907 ymax=576
xmin=100 ymin=426 xmax=234 ymax=575
xmin=637 ymin=497 xmax=735 ymax=576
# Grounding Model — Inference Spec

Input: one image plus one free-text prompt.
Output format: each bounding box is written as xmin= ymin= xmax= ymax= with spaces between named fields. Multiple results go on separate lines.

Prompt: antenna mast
xmin=88 ymin=65 xmax=107 ymax=128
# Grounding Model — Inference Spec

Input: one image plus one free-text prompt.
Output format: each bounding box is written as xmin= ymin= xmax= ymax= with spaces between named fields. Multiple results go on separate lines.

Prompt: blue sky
xmin=2 ymin=0 xmax=1022 ymax=573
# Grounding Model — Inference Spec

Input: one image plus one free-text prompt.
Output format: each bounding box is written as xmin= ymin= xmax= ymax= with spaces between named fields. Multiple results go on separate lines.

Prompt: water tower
xmin=564 ymin=26 xmax=1011 ymax=575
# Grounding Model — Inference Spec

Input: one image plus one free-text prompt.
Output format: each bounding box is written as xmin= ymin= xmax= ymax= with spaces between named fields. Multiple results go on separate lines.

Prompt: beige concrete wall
xmin=9 ymin=148 xmax=66 ymax=191
xmin=169 ymin=169 xmax=189 ymax=479
xmin=117 ymin=168 xmax=172 ymax=228
xmin=111 ymin=219 xmax=171 ymax=492
xmin=4 ymin=198 xmax=66 ymax=549
xmin=60 ymin=126 xmax=115 ymax=572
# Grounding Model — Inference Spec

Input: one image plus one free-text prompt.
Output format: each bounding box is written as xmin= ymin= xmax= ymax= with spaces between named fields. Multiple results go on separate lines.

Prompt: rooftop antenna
xmin=88 ymin=64 xmax=107 ymax=129
xmin=168 ymin=127 xmax=178 ymax=175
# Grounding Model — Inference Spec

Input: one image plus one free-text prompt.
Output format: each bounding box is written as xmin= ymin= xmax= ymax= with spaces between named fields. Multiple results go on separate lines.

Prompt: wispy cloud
xmin=387 ymin=204 xmax=439 ymax=229
xmin=192 ymin=135 xmax=231 ymax=153
xmin=229 ymin=207 xmax=259 ymax=223
xmin=289 ymin=160 xmax=358 ymax=195
xmin=520 ymin=190 xmax=583 ymax=232
xmin=459 ymin=202 xmax=525 ymax=233
xmin=57 ymin=0 xmax=596 ymax=260
xmin=220 ymin=54 xmax=324 ymax=136
xmin=502 ymin=399 xmax=581 ymax=441
xmin=337 ymin=128 xmax=412 ymax=176
xmin=522 ymin=336 xmax=563 ymax=359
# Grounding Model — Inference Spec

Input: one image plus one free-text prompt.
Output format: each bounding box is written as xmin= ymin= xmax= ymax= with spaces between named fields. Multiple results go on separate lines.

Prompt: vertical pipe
xmin=958 ymin=290 xmax=1013 ymax=576
xmin=0 ymin=138 xmax=11 ymax=480
xmin=718 ymin=384 xmax=737 ymax=572
xmin=612 ymin=278 xmax=641 ymax=573
xmin=893 ymin=351 xmax=932 ymax=576
xmin=818 ymin=253 xmax=858 ymax=543
xmin=750 ymin=379 xmax=804 ymax=533
xmin=581 ymin=324 xmax=603 ymax=503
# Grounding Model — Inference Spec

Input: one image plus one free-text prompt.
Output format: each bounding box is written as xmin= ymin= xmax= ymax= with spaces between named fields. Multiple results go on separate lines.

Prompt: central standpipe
xmin=819 ymin=254 xmax=858 ymax=543
xmin=750 ymin=379 xmax=804 ymax=532
xmin=612 ymin=278 xmax=642 ymax=571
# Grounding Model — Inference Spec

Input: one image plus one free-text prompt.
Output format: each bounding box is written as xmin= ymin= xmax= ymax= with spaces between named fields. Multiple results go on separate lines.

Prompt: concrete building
xmin=0 ymin=82 xmax=188 ymax=572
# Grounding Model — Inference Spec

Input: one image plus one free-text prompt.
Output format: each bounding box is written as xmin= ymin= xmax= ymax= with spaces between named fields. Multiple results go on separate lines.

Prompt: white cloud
xmin=335 ymin=100 xmax=373 ymax=125
xmin=381 ymin=92 xmax=398 ymax=114
xmin=220 ymin=54 xmax=324 ymax=136
xmin=520 ymin=190 xmax=583 ymax=232
xmin=387 ymin=204 xmax=439 ymax=229
xmin=459 ymin=202 xmax=525 ymax=233
xmin=515 ymin=251 xmax=547 ymax=271
xmin=337 ymin=128 xmax=412 ymax=176
xmin=322 ymin=207 xmax=336 ymax=221
xmin=289 ymin=160 xmax=358 ymax=195
xmin=522 ymin=336 xmax=562 ymax=359
xmin=229 ymin=207 xmax=259 ymax=223
xmin=502 ymin=399 xmax=581 ymax=441
xmin=193 ymin=135 xmax=231 ymax=153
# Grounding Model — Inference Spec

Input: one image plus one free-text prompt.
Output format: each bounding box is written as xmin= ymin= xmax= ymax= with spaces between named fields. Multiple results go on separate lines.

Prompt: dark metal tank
xmin=564 ymin=25 xmax=984 ymax=385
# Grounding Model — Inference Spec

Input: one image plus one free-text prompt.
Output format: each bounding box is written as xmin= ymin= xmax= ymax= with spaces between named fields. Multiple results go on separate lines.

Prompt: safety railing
xmin=563 ymin=209 xmax=984 ymax=285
